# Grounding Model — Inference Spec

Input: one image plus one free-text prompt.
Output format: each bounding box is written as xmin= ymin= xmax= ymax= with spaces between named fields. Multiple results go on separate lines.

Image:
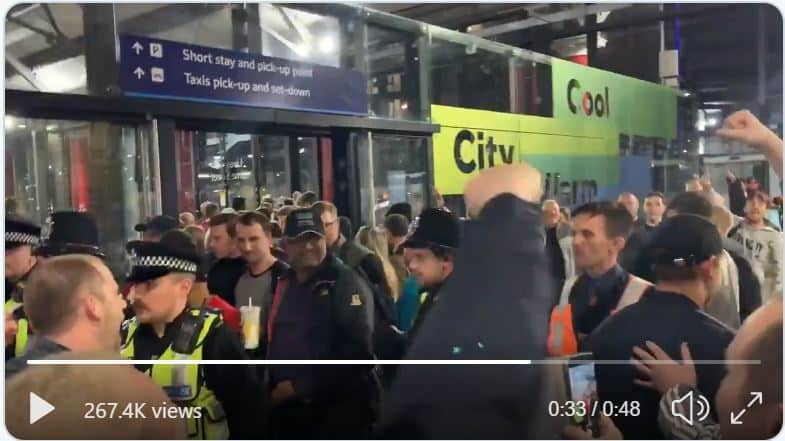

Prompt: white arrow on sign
xmin=133 ymin=67 xmax=145 ymax=80
xmin=30 ymin=392 xmax=55 ymax=424
xmin=730 ymin=392 xmax=764 ymax=425
xmin=132 ymin=41 xmax=143 ymax=55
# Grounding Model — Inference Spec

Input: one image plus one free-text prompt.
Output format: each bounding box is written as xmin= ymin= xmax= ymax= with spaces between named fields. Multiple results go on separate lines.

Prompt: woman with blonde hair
xmin=355 ymin=226 xmax=401 ymax=301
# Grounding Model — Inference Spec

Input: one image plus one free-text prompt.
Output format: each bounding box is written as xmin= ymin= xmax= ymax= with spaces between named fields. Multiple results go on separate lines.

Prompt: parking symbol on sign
xmin=150 ymin=43 xmax=163 ymax=58
xmin=151 ymin=67 xmax=165 ymax=83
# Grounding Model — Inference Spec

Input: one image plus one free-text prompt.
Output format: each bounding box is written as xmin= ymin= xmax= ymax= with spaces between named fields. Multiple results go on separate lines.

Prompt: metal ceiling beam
xmin=544 ymin=4 xmax=740 ymax=42
xmin=6 ymin=53 xmax=45 ymax=91
xmin=8 ymin=4 xmax=41 ymax=19
xmin=473 ymin=4 xmax=632 ymax=38
xmin=6 ymin=16 xmax=60 ymax=44
xmin=17 ymin=4 xmax=223 ymax=70
xmin=42 ymin=4 xmax=65 ymax=39
xmin=434 ymin=5 xmax=532 ymax=31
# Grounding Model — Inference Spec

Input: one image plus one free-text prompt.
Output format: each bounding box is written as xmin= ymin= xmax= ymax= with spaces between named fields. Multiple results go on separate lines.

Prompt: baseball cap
xmin=647 ymin=214 xmax=723 ymax=267
xmin=134 ymin=215 xmax=179 ymax=235
xmin=402 ymin=208 xmax=460 ymax=250
xmin=284 ymin=208 xmax=324 ymax=239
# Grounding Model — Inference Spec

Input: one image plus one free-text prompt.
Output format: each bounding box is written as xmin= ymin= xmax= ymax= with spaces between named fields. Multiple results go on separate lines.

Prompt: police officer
xmin=35 ymin=211 xmax=105 ymax=258
xmin=5 ymin=215 xmax=40 ymax=360
xmin=122 ymin=230 xmax=265 ymax=440
xmin=400 ymin=208 xmax=461 ymax=343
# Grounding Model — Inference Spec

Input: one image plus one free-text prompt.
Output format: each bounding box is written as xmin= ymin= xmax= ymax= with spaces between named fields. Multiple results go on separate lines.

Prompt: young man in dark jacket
xmin=206 ymin=213 xmax=246 ymax=305
xmin=267 ymin=208 xmax=378 ymax=439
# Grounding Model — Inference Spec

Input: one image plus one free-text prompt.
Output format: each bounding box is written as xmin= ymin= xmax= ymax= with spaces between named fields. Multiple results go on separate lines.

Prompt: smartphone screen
xmin=568 ymin=362 xmax=597 ymax=404
xmin=565 ymin=353 xmax=597 ymax=429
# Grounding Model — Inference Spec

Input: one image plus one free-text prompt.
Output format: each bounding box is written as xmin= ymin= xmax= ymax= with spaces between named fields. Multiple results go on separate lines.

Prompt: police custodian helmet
xmin=126 ymin=230 xmax=201 ymax=283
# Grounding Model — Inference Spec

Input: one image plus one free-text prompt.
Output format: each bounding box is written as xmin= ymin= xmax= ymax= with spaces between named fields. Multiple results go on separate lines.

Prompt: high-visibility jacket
xmin=14 ymin=316 xmax=29 ymax=357
xmin=5 ymin=299 xmax=30 ymax=357
xmin=5 ymin=298 xmax=21 ymax=315
xmin=121 ymin=310 xmax=229 ymax=440
xmin=547 ymin=274 xmax=652 ymax=356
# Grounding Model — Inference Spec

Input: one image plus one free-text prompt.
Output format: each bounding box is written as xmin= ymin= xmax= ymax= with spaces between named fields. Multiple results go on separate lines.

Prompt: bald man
xmin=617 ymin=193 xmax=646 ymax=273
xmin=6 ymin=255 xmax=127 ymax=378
xmin=617 ymin=192 xmax=640 ymax=223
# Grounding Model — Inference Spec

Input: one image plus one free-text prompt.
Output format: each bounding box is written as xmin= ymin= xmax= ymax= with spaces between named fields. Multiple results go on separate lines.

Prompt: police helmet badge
xmin=40 ymin=215 xmax=53 ymax=242
xmin=408 ymin=216 xmax=420 ymax=235
xmin=350 ymin=293 xmax=362 ymax=306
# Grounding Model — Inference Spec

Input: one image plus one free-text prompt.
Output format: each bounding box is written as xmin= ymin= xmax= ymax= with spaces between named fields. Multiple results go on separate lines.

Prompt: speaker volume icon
xmin=671 ymin=390 xmax=711 ymax=426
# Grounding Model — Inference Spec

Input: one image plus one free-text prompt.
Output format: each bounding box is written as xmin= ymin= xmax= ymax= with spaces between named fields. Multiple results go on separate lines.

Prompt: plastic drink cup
xmin=240 ymin=304 xmax=261 ymax=350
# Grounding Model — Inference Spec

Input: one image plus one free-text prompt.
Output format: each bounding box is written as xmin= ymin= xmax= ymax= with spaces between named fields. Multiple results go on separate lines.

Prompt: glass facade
xmin=257 ymin=135 xmax=292 ymax=201
xmin=5 ymin=3 xmax=558 ymax=122
xmin=117 ymin=4 xmax=236 ymax=50
xmin=5 ymin=3 xmax=687 ymax=231
xmin=367 ymin=24 xmax=422 ymax=121
xmin=294 ymin=136 xmax=321 ymax=195
xmin=4 ymin=117 xmax=159 ymax=276
xmin=259 ymin=4 xmax=344 ymax=68
xmin=356 ymin=133 xmax=430 ymax=226
xmin=188 ymin=132 xmax=324 ymax=210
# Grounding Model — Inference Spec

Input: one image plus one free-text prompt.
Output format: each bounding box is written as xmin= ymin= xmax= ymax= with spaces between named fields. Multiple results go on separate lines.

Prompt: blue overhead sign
xmin=119 ymin=35 xmax=368 ymax=116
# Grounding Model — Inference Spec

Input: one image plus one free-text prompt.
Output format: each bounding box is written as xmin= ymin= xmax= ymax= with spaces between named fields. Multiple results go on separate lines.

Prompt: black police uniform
xmin=5 ymin=215 xmax=41 ymax=361
xmin=123 ymin=231 xmax=266 ymax=439
xmin=587 ymin=215 xmax=735 ymax=439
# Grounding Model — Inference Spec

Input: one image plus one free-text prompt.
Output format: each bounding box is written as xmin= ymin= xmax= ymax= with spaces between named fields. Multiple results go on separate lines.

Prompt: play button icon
xmin=29 ymin=392 xmax=55 ymax=424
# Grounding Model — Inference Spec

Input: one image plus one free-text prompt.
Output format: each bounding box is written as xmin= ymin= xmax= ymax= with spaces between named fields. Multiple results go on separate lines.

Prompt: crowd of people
xmin=3 ymin=109 xmax=783 ymax=440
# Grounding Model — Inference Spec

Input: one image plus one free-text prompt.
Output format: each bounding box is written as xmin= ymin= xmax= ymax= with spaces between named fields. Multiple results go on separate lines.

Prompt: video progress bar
xmin=26 ymin=359 xmax=761 ymax=366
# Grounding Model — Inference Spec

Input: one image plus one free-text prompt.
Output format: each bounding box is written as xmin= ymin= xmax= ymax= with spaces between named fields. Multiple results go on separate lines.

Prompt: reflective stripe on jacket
xmin=547 ymin=274 xmax=651 ymax=356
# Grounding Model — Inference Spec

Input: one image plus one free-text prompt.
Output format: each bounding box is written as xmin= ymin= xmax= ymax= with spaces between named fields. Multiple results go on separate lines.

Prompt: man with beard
xmin=728 ymin=191 xmax=783 ymax=302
